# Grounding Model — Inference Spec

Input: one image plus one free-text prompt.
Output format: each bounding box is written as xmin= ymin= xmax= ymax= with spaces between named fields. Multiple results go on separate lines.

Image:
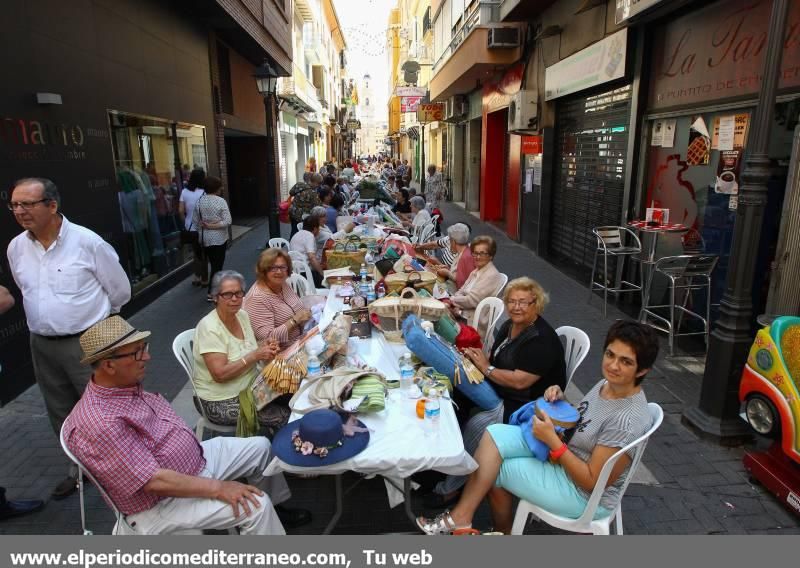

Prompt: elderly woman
xmin=192 ymin=270 xmax=286 ymax=434
xmin=447 ymin=236 xmax=503 ymax=326
xmin=418 ymin=320 xmax=658 ymax=534
xmin=393 ymin=188 xmax=412 ymax=216
xmin=415 ymin=223 xmax=475 ymax=292
xmin=242 ymin=248 xmax=312 ymax=349
xmin=424 ymin=277 xmax=566 ymax=508
xmin=403 ymin=195 xmax=431 ymax=229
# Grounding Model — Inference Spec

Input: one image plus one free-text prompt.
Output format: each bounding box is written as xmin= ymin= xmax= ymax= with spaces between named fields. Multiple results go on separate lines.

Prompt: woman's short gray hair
xmin=410 ymin=196 xmax=426 ymax=210
xmin=210 ymin=270 xmax=246 ymax=297
xmin=447 ymin=223 xmax=470 ymax=245
xmin=310 ymin=205 xmax=327 ymax=219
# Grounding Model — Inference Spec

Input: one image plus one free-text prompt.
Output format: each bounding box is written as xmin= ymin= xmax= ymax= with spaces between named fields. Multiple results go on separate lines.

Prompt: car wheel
xmin=745 ymin=394 xmax=781 ymax=439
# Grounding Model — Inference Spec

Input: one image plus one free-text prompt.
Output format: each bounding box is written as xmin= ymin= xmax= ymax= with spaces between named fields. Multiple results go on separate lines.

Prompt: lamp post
xmin=254 ymin=60 xmax=280 ymax=242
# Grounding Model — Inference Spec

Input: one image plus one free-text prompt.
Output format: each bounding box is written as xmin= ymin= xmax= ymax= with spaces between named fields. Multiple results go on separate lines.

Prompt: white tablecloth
xmin=265 ymin=286 xmax=477 ymax=505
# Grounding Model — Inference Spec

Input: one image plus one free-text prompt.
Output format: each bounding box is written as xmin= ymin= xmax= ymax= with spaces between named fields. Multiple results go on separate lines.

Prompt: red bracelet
xmin=549 ymin=443 xmax=569 ymax=462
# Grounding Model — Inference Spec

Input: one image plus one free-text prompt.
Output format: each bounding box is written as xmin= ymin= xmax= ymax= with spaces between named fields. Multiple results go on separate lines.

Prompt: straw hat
xmin=79 ymin=316 xmax=151 ymax=365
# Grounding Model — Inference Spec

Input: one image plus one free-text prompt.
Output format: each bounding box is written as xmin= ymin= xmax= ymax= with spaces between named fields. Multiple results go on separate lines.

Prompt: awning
xmin=406 ymin=126 xmax=420 ymax=140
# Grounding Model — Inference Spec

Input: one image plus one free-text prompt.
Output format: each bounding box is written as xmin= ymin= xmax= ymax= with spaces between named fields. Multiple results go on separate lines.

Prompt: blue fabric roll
xmin=508 ymin=398 xmax=579 ymax=461
xmin=403 ymin=315 xmax=502 ymax=411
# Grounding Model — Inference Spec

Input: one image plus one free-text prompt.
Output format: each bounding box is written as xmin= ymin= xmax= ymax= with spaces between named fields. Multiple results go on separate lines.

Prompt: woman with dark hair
xmin=326 ymin=193 xmax=345 ymax=234
xmin=418 ymin=320 xmax=658 ymax=535
xmin=179 ymin=168 xmax=207 ymax=287
xmin=393 ymin=188 xmax=412 ymax=216
xmin=192 ymin=176 xmax=232 ymax=301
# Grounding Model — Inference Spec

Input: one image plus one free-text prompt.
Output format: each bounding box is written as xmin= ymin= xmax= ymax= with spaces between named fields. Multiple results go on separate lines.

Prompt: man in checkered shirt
xmin=62 ymin=316 xmax=310 ymax=534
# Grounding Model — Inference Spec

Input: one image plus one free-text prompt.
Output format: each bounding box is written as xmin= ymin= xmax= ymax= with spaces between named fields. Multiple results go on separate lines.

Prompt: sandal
xmin=416 ymin=510 xmax=471 ymax=535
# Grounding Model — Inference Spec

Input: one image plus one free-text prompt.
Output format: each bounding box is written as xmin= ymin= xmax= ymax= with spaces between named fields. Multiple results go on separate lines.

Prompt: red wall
xmin=505 ymin=134 xmax=521 ymax=239
xmin=480 ymin=108 xmax=507 ymax=222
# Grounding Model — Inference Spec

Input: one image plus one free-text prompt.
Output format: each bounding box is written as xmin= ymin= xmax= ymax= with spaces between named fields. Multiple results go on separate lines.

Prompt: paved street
xmin=0 ymin=206 xmax=798 ymax=535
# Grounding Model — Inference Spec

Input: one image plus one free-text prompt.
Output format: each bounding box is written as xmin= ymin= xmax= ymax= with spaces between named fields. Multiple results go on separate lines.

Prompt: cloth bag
xmin=402 ymin=315 xmax=501 ymax=411
xmin=289 ymin=367 xmax=387 ymax=414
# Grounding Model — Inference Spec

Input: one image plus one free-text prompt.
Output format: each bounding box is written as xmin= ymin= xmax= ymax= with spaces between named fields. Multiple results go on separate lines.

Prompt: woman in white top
xmin=179 ymin=168 xmax=207 ymax=287
xmin=192 ymin=176 xmax=232 ymax=300
xmin=404 ymin=196 xmax=431 ymax=229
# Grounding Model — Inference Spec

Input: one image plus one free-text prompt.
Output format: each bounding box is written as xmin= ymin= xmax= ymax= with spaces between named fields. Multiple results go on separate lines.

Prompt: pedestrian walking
xmin=6 ymin=177 xmax=131 ymax=499
xmin=192 ymin=176 xmax=232 ymax=302
xmin=179 ymin=168 xmax=207 ymax=287
xmin=425 ymin=164 xmax=446 ymax=208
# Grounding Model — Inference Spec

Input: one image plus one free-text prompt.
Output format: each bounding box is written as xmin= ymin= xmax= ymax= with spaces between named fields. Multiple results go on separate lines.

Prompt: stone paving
xmin=0 ymin=205 xmax=798 ymax=534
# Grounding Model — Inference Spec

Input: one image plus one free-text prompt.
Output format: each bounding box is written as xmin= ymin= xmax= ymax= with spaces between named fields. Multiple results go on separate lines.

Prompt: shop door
xmin=549 ymin=85 xmax=632 ymax=269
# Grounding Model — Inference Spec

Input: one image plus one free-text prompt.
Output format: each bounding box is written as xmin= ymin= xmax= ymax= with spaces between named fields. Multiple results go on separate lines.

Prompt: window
xmin=108 ymin=111 xmax=208 ymax=292
xmin=216 ymin=42 xmax=234 ymax=115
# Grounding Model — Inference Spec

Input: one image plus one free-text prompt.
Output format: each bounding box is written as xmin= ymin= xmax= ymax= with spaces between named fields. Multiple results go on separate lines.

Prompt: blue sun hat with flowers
xmin=272 ymin=409 xmax=370 ymax=467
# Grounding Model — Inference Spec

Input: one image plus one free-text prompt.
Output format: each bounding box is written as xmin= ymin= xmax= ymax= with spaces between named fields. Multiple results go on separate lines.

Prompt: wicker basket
xmin=385 ymin=270 xmax=437 ymax=294
xmin=369 ymin=288 xmax=448 ymax=343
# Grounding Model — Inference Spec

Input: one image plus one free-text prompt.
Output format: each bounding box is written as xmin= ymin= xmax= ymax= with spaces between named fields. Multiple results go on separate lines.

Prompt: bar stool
xmin=639 ymin=254 xmax=718 ymax=355
xmin=588 ymin=226 xmax=643 ymax=317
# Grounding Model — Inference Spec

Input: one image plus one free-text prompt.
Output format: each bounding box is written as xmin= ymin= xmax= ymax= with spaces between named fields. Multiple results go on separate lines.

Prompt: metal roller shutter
xmin=549 ymin=85 xmax=632 ymax=270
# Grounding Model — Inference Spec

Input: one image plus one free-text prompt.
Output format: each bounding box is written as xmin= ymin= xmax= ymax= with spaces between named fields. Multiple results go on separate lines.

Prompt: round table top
xmin=627 ymin=220 xmax=688 ymax=233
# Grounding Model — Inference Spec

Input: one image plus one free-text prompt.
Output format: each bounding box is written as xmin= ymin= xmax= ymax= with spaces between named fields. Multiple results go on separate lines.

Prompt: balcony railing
xmin=433 ymin=0 xmax=501 ymax=73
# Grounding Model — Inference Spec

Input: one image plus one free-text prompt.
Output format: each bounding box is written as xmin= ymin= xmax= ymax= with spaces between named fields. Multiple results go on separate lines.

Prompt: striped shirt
xmin=436 ymin=236 xmax=456 ymax=266
xmin=569 ymin=380 xmax=650 ymax=511
xmin=63 ymin=380 xmax=205 ymax=515
xmin=192 ymin=194 xmax=231 ymax=247
xmin=242 ymin=282 xmax=305 ymax=349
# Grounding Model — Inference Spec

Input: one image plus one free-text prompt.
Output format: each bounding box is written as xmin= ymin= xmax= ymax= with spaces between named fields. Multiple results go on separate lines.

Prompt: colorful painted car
xmin=739 ymin=316 xmax=800 ymax=464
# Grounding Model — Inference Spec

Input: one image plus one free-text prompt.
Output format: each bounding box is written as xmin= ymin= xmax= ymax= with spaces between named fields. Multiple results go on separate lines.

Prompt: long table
xmin=264 ymin=286 xmax=476 ymax=533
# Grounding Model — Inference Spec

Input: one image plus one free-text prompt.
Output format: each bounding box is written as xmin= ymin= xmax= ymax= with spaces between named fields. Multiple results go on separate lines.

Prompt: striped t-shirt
xmin=568 ymin=380 xmax=650 ymax=512
xmin=242 ymin=283 xmax=305 ymax=349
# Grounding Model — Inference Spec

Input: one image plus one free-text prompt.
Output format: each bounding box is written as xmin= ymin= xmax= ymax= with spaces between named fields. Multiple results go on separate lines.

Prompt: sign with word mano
xmin=417 ymin=103 xmax=444 ymax=123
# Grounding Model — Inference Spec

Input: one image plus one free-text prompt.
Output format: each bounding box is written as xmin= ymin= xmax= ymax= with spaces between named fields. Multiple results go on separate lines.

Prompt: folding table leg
xmin=323 ymin=474 xmax=344 ymax=535
xmin=403 ymin=478 xmax=415 ymax=525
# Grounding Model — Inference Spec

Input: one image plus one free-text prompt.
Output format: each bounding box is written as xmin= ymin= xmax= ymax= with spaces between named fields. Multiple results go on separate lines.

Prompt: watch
xmin=485 ymin=365 xmax=496 ymax=378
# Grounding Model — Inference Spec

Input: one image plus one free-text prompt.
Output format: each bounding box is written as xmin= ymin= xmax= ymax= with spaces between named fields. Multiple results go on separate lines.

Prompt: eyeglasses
xmin=472 ymin=251 xmax=492 ymax=257
xmin=7 ymin=199 xmax=51 ymax=211
xmin=507 ymin=299 xmax=536 ymax=308
xmin=218 ymin=290 xmax=246 ymax=300
xmin=106 ymin=342 xmax=150 ymax=361
xmin=268 ymin=266 xmax=289 ymax=273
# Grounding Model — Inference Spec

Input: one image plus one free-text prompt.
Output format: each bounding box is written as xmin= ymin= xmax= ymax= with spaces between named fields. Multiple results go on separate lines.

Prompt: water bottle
xmin=366 ymin=277 xmax=376 ymax=303
xmin=424 ymin=389 xmax=441 ymax=435
xmin=306 ymin=344 xmax=321 ymax=377
xmin=399 ymin=352 xmax=414 ymax=393
xmin=376 ymin=280 xmax=386 ymax=299
xmin=360 ymin=262 xmax=368 ymax=281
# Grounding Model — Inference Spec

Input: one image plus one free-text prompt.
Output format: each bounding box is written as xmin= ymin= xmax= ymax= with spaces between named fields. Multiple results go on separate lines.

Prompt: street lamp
xmin=254 ymin=60 xmax=280 ymax=243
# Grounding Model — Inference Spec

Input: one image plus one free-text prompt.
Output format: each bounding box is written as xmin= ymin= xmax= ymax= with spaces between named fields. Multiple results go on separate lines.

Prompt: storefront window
xmin=108 ymin=111 xmax=208 ymax=292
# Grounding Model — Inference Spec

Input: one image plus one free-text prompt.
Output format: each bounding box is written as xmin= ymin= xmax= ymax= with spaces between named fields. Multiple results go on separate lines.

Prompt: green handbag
xmin=434 ymin=313 xmax=461 ymax=344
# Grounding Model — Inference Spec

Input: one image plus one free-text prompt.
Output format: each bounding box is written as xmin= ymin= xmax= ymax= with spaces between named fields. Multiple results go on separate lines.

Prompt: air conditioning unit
xmin=487 ymin=27 xmax=520 ymax=49
xmin=508 ymin=90 xmax=538 ymax=133
xmin=443 ymin=95 xmax=468 ymax=122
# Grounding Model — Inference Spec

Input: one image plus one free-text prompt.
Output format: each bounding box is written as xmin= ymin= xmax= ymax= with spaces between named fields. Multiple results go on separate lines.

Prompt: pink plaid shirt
xmin=63 ymin=380 xmax=206 ymax=515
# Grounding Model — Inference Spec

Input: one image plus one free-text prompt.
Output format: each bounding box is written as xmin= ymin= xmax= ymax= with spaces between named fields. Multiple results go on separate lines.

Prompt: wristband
xmin=241 ymin=357 xmax=248 ymax=367
xmin=549 ymin=443 xmax=569 ymax=462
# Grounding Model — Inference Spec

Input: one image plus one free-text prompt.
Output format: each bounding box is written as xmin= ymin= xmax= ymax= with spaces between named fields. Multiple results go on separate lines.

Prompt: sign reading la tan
xmin=649 ymin=0 xmax=800 ymax=110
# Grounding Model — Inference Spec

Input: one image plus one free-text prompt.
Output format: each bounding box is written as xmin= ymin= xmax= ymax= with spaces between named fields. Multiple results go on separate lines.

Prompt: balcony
xmin=499 ymin=0 xmax=558 ymax=22
xmin=422 ymin=6 xmax=432 ymax=37
xmin=316 ymin=88 xmax=329 ymax=109
xmin=278 ymin=64 xmax=321 ymax=114
xmin=303 ymin=23 xmax=323 ymax=65
xmin=429 ymin=1 xmax=522 ymax=100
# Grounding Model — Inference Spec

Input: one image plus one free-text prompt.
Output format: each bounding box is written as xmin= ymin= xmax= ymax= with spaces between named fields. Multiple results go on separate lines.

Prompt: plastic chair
xmin=268 ymin=238 xmax=290 ymax=250
xmin=287 ymin=273 xmax=314 ymax=297
xmin=493 ymin=273 xmax=509 ymax=298
xmin=512 ymin=403 xmax=663 ymax=535
xmin=640 ymin=254 xmax=718 ymax=355
xmin=472 ymin=297 xmax=505 ymax=352
xmin=588 ymin=226 xmax=643 ymax=318
xmin=59 ymin=424 xmax=134 ymax=535
xmin=172 ymin=329 xmax=237 ymax=441
xmin=555 ymin=326 xmax=590 ymax=388
xmin=291 ymin=258 xmax=318 ymax=293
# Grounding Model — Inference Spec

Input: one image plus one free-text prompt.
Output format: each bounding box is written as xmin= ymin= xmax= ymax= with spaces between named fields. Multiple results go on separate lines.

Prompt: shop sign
xmin=648 ymin=0 xmax=800 ymax=110
xmin=396 ymin=86 xmax=426 ymax=97
xmin=417 ymin=103 xmax=444 ymax=122
xmin=482 ymin=63 xmax=524 ymax=113
xmin=615 ymin=0 xmax=665 ymax=24
xmin=401 ymin=96 xmax=423 ymax=112
xmin=346 ymin=119 xmax=361 ymax=131
xmin=521 ymin=135 xmax=542 ymax=155
xmin=544 ymin=28 xmax=628 ymax=101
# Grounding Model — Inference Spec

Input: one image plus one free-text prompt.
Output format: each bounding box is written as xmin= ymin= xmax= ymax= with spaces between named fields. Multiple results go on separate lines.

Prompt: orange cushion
xmin=780 ymin=325 xmax=800 ymax=383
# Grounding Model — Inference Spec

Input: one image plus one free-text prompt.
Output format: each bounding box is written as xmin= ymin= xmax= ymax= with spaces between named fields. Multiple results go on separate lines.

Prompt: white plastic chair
xmin=472 ymin=297 xmax=505 ymax=352
xmin=555 ymin=326 xmax=591 ymax=387
xmin=60 ymin=424 xmax=135 ymax=535
xmin=172 ymin=329 xmax=237 ymax=441
xmin=287 ymin=273 xmax=314 ymax=297
xmin=493 ymin=273 xmax=509 ymax=298
xmin=269 ymin=237 xmax=290 ymax=250
xmin=512 ymin=403 xmax=664 ymax=535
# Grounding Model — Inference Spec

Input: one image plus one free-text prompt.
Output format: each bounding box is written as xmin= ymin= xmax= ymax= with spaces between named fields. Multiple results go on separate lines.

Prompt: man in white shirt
xmin=6 ymin=178 xmax=132 ymax=499
xmin=289 ymin=216 xmax=324 ymax=288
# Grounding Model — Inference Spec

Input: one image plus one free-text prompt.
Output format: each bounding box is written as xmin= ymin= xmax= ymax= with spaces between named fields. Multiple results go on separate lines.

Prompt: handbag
xmin=325 ymin=242 xmax=367 ymax=273
xmin=288 ymin=367 xmax=386 ymax=414
xmin=385 ymin=270 xmax=437 ymax=293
